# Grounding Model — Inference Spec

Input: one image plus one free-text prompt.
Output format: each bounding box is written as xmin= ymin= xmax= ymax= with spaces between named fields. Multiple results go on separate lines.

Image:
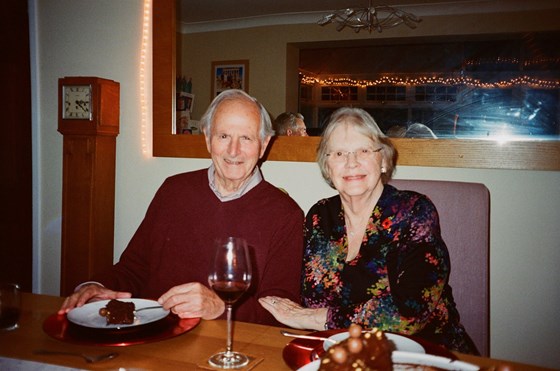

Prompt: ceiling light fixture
xmin=318 ymin=0 xmax=421 ymax=33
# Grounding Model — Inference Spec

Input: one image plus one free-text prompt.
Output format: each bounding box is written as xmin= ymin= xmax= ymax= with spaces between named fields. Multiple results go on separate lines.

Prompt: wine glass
xmin=208 ymin=237 xmax=252 ymax=369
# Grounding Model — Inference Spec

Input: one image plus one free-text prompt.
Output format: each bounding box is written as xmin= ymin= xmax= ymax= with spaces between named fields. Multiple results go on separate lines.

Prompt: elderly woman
xmin=259 ymin=107 xmax=478 ymax=354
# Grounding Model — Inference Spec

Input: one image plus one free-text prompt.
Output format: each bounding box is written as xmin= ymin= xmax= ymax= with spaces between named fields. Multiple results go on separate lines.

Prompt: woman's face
xmin=326 ymin=123 xmax=386 ymax=199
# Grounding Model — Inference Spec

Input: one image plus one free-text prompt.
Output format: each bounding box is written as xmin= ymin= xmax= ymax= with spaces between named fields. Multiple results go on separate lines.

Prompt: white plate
xmin=297 ymin=353 xmax=479 ymax=371
xmin=323 ymin=332 xmax=425 ymax=354
xmin=392 ymin=351 xmax=479 ymax=370
xmin=297 ymin=360 xmax=321 ymax=371
xmin=67 ymin=299 xmax=169 ymax=329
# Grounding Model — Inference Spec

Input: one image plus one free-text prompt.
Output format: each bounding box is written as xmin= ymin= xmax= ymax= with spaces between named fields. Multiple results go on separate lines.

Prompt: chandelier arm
xmin=317 ymin=1 xmax=421 ymax=33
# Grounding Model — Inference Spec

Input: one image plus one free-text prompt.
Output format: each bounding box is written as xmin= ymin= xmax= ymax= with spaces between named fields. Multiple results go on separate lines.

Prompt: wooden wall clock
xmin=57 ymin=76 xmax=120 ymax=295
xmin=58 ymin=76 xmax=119 ymax=135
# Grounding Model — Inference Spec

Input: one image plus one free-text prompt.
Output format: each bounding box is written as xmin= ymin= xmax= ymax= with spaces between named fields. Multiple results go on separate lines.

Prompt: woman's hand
xmin=259 ymin=296 xmax=328 ymax=330
xmin=58 ymin=283 xmax=132 ymax=315
xmin=158 ymin=282 xmax=225 ymax=320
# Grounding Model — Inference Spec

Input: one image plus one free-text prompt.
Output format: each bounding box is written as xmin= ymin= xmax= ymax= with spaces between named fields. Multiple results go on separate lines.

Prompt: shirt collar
xmin=207 ymin=163 xmax=262 ymax=202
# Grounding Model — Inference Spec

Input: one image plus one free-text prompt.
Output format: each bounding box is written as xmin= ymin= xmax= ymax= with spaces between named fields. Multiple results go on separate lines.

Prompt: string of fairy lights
xmin=300 ymin=74 xmax=560 ymax=89
xmin=464 ymin=57 xmax=560 ymax=68
xmin=140 ymin=0 xmax=151 ymax=156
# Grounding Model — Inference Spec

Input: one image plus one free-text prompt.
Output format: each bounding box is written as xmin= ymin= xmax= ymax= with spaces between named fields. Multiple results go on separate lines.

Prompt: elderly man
xmin=59 ymin=90 xmax=304 ymax=326
xmin=273 ymin=112 xmax=308 ymax=136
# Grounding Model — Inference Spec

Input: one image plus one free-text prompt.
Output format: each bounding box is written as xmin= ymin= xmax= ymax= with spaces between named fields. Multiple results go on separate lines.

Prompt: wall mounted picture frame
xmin=211 ymin=60 xmax=249 ymax=97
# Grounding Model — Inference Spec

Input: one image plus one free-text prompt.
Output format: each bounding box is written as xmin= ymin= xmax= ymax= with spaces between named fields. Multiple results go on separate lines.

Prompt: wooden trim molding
xmin=153 ymin=134 xmax=560 ymax=170
xmin=152 ymin=0 xmax=560 ymax=171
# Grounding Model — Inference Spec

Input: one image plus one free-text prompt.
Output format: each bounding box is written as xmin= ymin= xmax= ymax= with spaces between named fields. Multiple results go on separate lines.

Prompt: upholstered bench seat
xmin=390 ymin=179 xmax=490 ymax=356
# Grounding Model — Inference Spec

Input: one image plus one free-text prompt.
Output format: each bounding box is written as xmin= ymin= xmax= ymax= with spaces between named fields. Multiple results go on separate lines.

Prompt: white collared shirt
xmin=207 ymin=163 xmax=262 ymax=202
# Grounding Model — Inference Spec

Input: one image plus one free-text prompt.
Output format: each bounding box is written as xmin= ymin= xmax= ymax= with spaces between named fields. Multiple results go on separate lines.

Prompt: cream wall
xmin=31 ymin=0 xmax=560 ymax=368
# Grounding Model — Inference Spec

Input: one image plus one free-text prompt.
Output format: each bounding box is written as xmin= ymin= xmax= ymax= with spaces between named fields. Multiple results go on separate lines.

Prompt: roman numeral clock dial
xmin=62 ymin=85 xmax=92 ymax=120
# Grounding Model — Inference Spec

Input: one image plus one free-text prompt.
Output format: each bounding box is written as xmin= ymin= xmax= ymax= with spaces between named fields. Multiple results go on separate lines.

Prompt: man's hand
xmin=259 ymin=296 xmax=328 ymax=330
xmin=58 ymin=283 xmax=132 ymax=315
xmin=158 ymin=283 xmax=225 ymax=320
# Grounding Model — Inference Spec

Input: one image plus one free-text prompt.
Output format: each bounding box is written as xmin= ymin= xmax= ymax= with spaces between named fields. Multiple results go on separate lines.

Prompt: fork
xmin=135 ymin=305 xmax=164 ymax=313
xmin=280 ymin=330 xmax=337 ymax=343
xmin=34 ymin=349 xmax=119 ymax=363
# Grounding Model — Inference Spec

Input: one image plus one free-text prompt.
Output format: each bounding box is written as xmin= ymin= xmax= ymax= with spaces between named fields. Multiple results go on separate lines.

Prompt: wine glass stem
xmin=226 ymin=304 xmax=233 ymax=354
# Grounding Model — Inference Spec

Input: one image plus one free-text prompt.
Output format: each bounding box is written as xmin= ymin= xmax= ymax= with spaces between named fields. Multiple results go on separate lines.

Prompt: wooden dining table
xmin=0 ymin=293 xmax=554 ymax=370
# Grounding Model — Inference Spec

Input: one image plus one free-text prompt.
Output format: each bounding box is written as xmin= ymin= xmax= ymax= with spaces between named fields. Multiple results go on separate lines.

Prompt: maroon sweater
xmin=93 ymin=169 xmax=304 ymax=326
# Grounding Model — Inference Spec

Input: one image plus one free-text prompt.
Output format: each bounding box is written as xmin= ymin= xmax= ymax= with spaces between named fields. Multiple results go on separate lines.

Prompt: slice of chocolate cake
xmin=99 ymin=299 xmax=136 ymax=325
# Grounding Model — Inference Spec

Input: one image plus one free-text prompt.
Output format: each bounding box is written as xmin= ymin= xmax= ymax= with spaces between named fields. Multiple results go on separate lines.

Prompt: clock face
xmin=63 ymin=85 xmax=92 ymax=120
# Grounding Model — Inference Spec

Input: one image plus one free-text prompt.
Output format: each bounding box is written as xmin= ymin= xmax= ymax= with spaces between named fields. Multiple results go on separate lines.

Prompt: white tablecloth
xmin=0 ymin=356 xmax=84 ymax=371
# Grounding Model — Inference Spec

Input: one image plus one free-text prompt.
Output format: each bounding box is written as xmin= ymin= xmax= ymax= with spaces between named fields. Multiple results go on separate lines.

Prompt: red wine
xmin=211 ymin=281 xmax=249 ymax=304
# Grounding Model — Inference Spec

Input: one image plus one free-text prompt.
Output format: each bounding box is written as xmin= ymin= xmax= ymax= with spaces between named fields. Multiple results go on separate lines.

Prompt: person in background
xmin=59 ymin=89 xmax=304 ymax=326
xmin=260 ymin=107 xmax=479 ymax=354
xmin=405 ymin=123 xmax=438 ymax=138
xmin=385 ymin=124 xmax=406 ymax=138
xmin=273 ymin=112 xmax=308 ymax=136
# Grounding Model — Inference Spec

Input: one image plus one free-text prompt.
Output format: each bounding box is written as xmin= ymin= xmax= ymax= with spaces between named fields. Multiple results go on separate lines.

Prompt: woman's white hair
xmin=316 ymin=107 xmax=397 ymax=188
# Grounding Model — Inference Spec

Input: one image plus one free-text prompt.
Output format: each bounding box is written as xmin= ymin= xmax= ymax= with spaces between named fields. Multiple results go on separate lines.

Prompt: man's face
xmin=205 ymin=99 xmax=271 ymax=194
xmin=291 ymin=118 xmax=308 ymax=136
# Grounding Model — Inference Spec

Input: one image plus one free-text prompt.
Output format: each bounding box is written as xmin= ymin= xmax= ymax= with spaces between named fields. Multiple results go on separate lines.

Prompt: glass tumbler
xmin=0 ymin=283 xmax=21 ymax=331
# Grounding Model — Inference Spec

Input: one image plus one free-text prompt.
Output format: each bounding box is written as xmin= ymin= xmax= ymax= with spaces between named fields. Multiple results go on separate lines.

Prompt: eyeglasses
xmin=326 ymin=147 xmax=382 ymax=162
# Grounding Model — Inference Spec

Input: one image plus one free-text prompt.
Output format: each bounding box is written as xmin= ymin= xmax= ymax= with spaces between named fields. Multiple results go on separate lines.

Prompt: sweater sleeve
xmin=259 ymin=206 xmax=304 ymax=302
xmin=242 ymin=203 xmax=304 ymax=326
xmin=91 ymin=180 xmax=170 ymax=296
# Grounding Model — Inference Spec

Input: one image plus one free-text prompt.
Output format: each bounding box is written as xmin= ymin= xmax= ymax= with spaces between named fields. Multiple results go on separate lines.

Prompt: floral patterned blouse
xmin=302 ymin=184 xmax=478 ymax=354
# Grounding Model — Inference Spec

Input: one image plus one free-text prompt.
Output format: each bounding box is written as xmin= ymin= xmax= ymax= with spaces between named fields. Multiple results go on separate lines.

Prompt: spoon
xmin=280 ymin=330 xmax=337 ymax=343
xmin=34 ymin=350 xmax=119 ymax=363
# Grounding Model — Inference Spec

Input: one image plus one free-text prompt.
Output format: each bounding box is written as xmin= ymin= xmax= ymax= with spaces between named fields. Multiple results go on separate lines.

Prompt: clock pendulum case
xmin=57 ymin=76 xmax=120 ymax=295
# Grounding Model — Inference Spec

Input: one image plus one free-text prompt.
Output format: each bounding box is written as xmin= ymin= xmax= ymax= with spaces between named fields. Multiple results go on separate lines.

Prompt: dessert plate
xmin=323 ymin=331 xmax=425 ymax=353
xmin=297 ymin=353 xmax=479 ymax=371
xmin=283 ymin=329 xmax=457 ymax=370
xmin=392 ymin=351 xmax=479 ymax=370
xmin=67 ymin=299 xmax=169 ymax=329
xmin=297 ymin=360 xmax=320 ymax=371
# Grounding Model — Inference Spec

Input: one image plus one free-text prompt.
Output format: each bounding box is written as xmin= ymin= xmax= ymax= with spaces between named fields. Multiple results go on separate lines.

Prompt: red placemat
xmin=43 ymin=312 xmax=200 ymax=346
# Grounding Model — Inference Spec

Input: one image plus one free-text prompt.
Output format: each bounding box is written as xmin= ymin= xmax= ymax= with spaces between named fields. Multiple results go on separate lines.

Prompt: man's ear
xmin=259 ymin=136 xmax=272 ymax=158
xmin=203 ymin=128 xmax=212 ymax=153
